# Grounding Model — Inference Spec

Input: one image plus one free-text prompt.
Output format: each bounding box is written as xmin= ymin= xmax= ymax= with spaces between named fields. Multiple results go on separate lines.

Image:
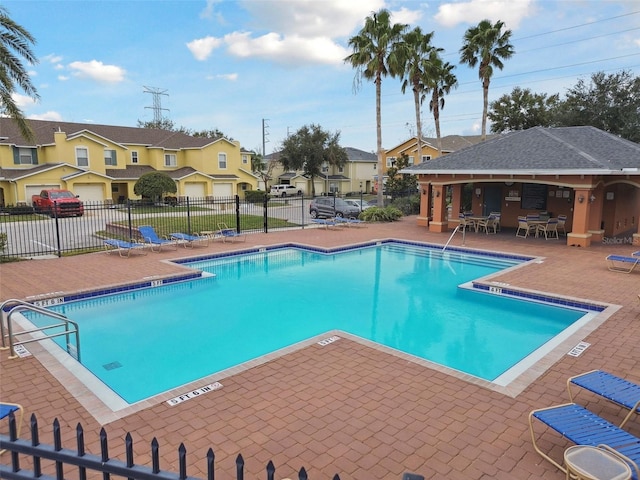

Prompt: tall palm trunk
xmin=431 ymin=90 xmax=442 ymax=154
xmin=482 ymin=77 xmax=490 ymax=141
xmin=376 ymin=71 xmax=384 ymax=207
xmin=413 ymin=80 xmax=423 ymax=163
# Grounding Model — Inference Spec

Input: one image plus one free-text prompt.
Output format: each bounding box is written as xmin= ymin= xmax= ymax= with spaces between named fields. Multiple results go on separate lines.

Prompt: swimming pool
xmin=22 ymin=241 xmax=599 ymax=406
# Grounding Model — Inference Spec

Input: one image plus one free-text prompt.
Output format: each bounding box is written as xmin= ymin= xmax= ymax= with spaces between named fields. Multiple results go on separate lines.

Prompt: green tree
xmin=344 ymin=8 xmax=408 ymax=207
xmin=554 ymin=70 xmax=640 ymax=142
xmin=400 ymin=26 xmax=438 ymax=163
xmin=133 ymin=172 xmax=177 ymax=202
xmin=137 ymin=119 xmax=228 ymax=139
xmin=0 ymin=6 xmax=39 ymax=142
xmin=423 ymin=50 xmax=458 ymax=154
xmin=460 ymin=19 xmax=514 ymax=141
xmin=251 ymin=149 xmax=277 ymax=192
xmin=279 ymin=124 xmax=347 ymax=197
xmin=489 ymin=87 xmax=560 ymax=132
xmin=385 ymin=153 xmax=417 ymax=198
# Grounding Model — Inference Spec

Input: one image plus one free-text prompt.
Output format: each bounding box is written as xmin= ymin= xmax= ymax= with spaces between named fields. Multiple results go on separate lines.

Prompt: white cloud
xmin=43 ymin=54 xmax=63 ymax=64
xmin=187 ymin=36 xmax=223 ymax=61
xmin=58 ymin=75 xmax=69 ymax=81
xmin=13 ymin=93 xmax=38 ymax=109
xmin=68 ymin=60 xmax=126 ymax=83
xmin=225 ymin=31 xmax=348 ymax=65
xmin=217 ymin=73 xmax=238 ymax=81
xmin=435 ymin=0 xmax=536 ymax=29
xmin=29 ymin=111 xmax=63 ymax=121
xmin=391 ymin=6 xmax=423 ymax=26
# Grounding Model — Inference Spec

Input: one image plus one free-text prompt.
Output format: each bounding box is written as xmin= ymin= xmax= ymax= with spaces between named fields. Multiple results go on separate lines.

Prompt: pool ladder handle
xmin=0 ymin=298 xmax=81 ymax=362
xmin=442 ymin=224 xmax=465 ymax=251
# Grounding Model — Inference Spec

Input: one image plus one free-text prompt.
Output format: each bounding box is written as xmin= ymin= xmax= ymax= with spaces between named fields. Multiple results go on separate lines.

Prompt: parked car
xmin=270 ymin=184 xmax=303 ymax=197
xmin=309 ymin=197 xmax=361 ymax=219
xmin=32 ymin=189 xmax=84 ymax=217
xmin=344 ymin=199 xmax=372 ymax=211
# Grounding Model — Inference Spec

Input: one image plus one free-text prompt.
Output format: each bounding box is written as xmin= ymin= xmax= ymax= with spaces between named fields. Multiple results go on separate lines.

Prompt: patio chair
xmin=567 ymin=370 xmax=640 ymax=428
xmin=536 ymin=218 xmax=559 ymax=240
xmin=104 ymin=239 xmax=148 ymax=257
xmin=458 ymin=214 xmax=473 ymax=232
xmin=489 ymin=212 xmax=501 ymax=231
xmin=1 ymin=402 xmax=24 ymax=454
xmin=529 ymin=403 xmax=640 ymax=478
xmin=334 ymin=217 xmax=366 ymax=228
xmin=516 ymin=216 xmax=536 ymax=238
xmin=557 ymin=214 xmax=567 ymax=236
xmin=137 ymin=225 xmax=177 ymax=252
xmin=169 ymin=232 xmax=209 ymax=248
xmin=216 ymin=223 xmax=247 ymax=243
xmin=477 ymin=215 xmax=498 ymax=234
xmin=606 ymin=254 xmax=640 ymax=273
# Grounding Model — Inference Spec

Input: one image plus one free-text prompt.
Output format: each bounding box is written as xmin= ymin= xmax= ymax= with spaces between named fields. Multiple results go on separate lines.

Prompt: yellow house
xmin=0 ymin=119 xmax=258 ymax=206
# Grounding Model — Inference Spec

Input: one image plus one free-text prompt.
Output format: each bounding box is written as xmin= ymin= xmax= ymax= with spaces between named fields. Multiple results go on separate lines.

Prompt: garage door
xmin=214 ymin=183 xmax=233 ymax=197
xmin=73 ymin=184 xmax=104 ymax=202
xmin=26 ymin=184 xmax=60 ymax=202
xmin=184 ymin=182 xmax=206 ymax=199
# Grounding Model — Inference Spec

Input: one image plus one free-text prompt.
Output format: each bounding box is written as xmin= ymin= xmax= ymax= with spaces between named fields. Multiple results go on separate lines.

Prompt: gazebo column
xmin=428 ymin=184 xmax=448 ymax=233
xmin=587 ymin=186 xmax=605 ymax=244
xmin=450 ymin=184 xmax=462 ymax=220
xmin=567 ymin=188 xmax=594 ymax=247
xmin=417 ymin=182 xmax=430 ymax=227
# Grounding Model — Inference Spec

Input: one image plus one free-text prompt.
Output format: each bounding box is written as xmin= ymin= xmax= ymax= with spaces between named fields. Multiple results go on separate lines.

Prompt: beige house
xmin=0 ymin=118 xmax=258 ymax=206
xmin=266 ymin=147 xmax=377 ymax=195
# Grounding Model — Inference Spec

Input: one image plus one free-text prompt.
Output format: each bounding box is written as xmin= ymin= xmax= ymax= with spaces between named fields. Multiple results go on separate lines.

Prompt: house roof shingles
xmin=406 ymin=126 xmax=640 ymax=174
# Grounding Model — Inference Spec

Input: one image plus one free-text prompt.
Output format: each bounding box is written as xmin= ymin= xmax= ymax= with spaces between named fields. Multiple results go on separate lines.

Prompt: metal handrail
xmin=0 ymin=298 xmax=81 ymax=362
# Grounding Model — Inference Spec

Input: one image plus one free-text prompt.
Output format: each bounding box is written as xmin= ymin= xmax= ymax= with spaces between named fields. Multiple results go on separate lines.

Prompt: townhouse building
xmin=0 ymin=118 xmax=258 ymax=206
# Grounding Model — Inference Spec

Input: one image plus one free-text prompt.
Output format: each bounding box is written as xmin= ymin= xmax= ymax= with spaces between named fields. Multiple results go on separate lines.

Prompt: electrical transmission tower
xmin=262 ymin=118 xmax=270 ymax=155
xmin=143 ymin=86 xmax=169 ymax=123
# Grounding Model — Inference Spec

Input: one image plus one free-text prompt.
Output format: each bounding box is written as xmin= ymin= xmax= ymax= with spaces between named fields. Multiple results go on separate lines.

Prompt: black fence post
xmin=263 ymin=195 xmax=268 ymax=233
xmin=53 ymin=201 xmax=62 ymax=257
xmin=234 ymin=195 xmax=240 ymax=233
xmin=127 ymin=200 xmax=134 ymax=241
xmin=186 ymin=197 xmax=192 ymax=234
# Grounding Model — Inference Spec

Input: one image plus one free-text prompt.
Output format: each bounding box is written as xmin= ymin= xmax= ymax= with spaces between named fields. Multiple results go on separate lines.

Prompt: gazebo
xmin=404 ymin=126 xmax=640 ymax=247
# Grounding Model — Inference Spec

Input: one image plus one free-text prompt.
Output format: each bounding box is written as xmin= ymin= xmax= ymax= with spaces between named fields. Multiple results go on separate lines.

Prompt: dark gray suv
xmin=309 ymin=197 xmax=361 ymax=219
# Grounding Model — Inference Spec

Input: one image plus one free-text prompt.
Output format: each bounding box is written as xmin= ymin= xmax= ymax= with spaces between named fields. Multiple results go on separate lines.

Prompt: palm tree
xmin=0 ymin=6 xmax=39 ymax=142
xmin=459 ymin=19 xmax=514 ymax=141
xmin=424 ymin=51 xmax=458 ymax=155
xmin=399 ymin=26 xmax=438 ymax=164
xmin=344 ymin=9 xmax=408 ymax=207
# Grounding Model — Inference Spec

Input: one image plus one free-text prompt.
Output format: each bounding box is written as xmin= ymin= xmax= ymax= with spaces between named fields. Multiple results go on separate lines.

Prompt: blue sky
xmin=6 ymin=0 xmax=640 ymax=154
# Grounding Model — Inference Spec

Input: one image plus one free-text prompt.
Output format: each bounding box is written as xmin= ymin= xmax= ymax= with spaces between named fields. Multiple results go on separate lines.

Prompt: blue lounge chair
xmin=334 ymin=217 xmax=366 ymax=228
xmin=1 ymin=402 xmax=24 ymax=454
xmin=169 ymin=232 xmax=209 ymax=248
xmin=104 ymin=239 xmax=147 ymax=257
xmin=529 ymin=403 xmax=640 ymax=478
xmin=216 ymin=223 xmax=246 ymax=243
xmin=311 ymin=218 xmax=338 ymax=229
xmin=606 ymin=254 xmax=640 ymax=273
xmin=137 ymin=225 xmax=177 ymax=252
xmin=568 ymin=370 xmax=640 ymax=427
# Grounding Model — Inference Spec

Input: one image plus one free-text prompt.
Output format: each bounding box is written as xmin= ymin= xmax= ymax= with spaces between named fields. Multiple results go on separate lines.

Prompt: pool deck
xmin=1 ymin=217 xmax=639 ymax=479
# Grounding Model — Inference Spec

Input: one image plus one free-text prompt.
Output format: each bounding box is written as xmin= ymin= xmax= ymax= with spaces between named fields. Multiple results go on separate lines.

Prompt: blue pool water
xmin=26 ymin=243 xmax=587 ymax=404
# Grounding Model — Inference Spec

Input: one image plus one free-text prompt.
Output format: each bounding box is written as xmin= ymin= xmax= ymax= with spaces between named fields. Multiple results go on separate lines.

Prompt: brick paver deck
xmin=1 ymin=217 xmax=639 ymax=479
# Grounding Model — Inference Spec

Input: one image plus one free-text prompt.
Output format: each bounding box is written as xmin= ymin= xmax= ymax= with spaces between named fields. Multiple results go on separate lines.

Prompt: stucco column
xmin=417 ymin=182 xmax=430 ymax=227
xmin=428 ymin=185 xmax=448 ymax=233
xmin=567 ymin=189 xmax=593 ymax=247
xmin=450 ymin=184 xmax=462 ymax=221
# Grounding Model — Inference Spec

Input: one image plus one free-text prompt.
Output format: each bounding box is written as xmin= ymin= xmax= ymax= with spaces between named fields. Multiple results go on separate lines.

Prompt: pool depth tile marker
xmin=317 ymin=335 xmax=340 ymax=346
xmin=567 ymin=342 xmax=591 ymax=357
xmin=166 ymin=382 xmax=223 ymax=406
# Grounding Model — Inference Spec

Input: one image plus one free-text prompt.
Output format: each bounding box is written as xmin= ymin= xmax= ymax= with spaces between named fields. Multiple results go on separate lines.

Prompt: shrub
xmin=0 ymin=232 xmax=6 ymax=253
xmin=389 ymin=194 xmax=420 ymax=215
xmin=360 ymin=206 xmax=403 ymax=222
xmin=245 ymin=190 xmax=268 ymax=203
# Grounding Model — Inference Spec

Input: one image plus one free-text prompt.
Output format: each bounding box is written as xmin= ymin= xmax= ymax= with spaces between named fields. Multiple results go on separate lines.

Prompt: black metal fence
xmin=0 ymin=195 xmax=309 ymax=259
xmin=0 ymin=412 xmax=345 ymax=480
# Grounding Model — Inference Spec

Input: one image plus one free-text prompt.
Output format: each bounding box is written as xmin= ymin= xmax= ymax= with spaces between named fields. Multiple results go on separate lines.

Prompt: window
xmin=321 ymin=162 xmax=328 ymax=173
xmin=241 ymin=154 xmax=248 ymax=164
xmin=408 ymin=156 xmax=415 ymax=165
xmin=386 ymin=156 xmax=396 ymax=167
xmin=338 ymin=166 xmax=344 ymax=173
xmin=16 ymin=147 xmax=37 ymax=164
xmin=218 ymin=152 xmax=227 ymax=169
xmin=421 ymin=155 xmax=431 ymax=162
xmin=164 ymin=154 xmax=177 ymax=167
xmin=104 ymin=149 xmax=117 ymax=166
xmin=76 ymin=147 xmax=89 ymax=167
xmin=131 ymin=151 xmax=138 ymax=164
